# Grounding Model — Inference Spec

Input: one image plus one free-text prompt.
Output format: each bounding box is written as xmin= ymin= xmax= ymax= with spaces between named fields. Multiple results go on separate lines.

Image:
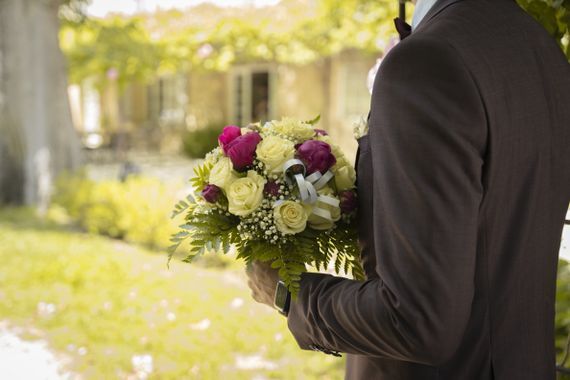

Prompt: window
xmin=118 ymin=84 xmax=133 ymax=124
xmin=234 ymin=74 xmax=245 ymax=126
xmin=232 ymin=67 xmax=273 ymax=125
xmin=342 ymin=60 xmax=372 ymax=120
xmin=147 ymin=74 xmax=187 ymax=125
xmin=251 ymin=72 xmax=270 ymax=122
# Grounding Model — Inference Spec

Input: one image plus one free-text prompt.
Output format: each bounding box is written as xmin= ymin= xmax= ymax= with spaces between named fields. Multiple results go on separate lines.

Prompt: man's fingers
xmin=253 ymin=260 xmax=270 ymax=271
xmin=247 ymin=279 xmax=259 ymax=292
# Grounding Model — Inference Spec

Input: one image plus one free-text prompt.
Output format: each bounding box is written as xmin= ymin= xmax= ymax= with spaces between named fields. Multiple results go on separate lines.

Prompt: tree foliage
xmin=59 ymin=0 xmax=569 ymax=89
xmin=556 ymin=260 xmax=570 ymax=374
xmin=517 ymin=0 xmax=570 ymax=59
xmin=59 ymin=0 xmax=90 ymax=23
xmin=59 ymin=0 xmax=398 ymax=88
xmin=60 ymin=17 xmax=162 ymax=88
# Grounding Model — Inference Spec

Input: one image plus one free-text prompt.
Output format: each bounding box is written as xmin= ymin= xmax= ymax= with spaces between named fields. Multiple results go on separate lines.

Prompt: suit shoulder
xmin=382 ymin=35 xmax=457 ymax=63
xmin=377 ymin=35 xmax=471 ymax=84
xmin=416 ymin=0 xmax=561 ymax=60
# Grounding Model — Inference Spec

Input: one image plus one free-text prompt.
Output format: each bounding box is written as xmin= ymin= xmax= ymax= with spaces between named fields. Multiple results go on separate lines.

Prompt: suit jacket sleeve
xmin=286 ymin=36 xmax=488 ymax=366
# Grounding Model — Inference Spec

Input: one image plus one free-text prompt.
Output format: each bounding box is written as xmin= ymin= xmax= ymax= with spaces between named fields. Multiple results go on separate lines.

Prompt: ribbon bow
xmin=280 ymin=159 xmax=340 ymax=222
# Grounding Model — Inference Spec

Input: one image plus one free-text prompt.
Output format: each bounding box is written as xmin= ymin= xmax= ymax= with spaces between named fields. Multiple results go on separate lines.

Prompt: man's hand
xmin=245 ymin=260 xmax=280 ymax=308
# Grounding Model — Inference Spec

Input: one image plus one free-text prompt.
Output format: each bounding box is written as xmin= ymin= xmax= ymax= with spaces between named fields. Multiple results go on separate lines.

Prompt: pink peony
xmin=202 ymin=184 xmax=222 ymax=203
xmin=264 ymin=181 xmax=280 ymax=197
xmin=340 ymin=190 xmax=358 ymax=214
xmin=296 ymin=140 xmax=336 ymax=175
xmin=226 ymin=132 xmax=262 ymax=171
xmin=218 ymin=126 xmax=242 ymax=154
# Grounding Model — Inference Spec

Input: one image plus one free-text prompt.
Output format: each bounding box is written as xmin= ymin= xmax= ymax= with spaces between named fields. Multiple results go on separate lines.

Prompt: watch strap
xmin=274 ymin=280 xmax=291 ymax=316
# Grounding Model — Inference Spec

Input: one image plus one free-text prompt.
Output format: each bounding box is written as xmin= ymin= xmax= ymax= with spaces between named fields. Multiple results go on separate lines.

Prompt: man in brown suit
xmin=246 ymin=0 xmax=570 ymax=378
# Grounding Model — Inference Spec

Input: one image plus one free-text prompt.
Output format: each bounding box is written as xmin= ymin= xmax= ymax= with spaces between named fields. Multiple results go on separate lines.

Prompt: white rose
xmin=307 ymin=187 xmax=341 ymax=231
xmin=316 ymin=134 xmax=331 ymax=144
xmin=271 ymin=118 xmax=315 ymax=141
xmin=334 ymin=164 xmax=356 ymax=191
xmin=256 ymin=135 xmax=295 ymax=174
xmin=227 ymin=170 xmax=267 ymax=216
xmin=273 ymin=201 xmax=308 ymax=235
xmin=209 ymin=157 xmax=238 ymax=191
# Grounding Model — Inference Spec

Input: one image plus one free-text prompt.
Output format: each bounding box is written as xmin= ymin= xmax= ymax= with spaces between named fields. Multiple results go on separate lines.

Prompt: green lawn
xmin=2 ymin=208 xmax=568 ymax=379
xmin=0 ymin=209 xmax=344 ymax=379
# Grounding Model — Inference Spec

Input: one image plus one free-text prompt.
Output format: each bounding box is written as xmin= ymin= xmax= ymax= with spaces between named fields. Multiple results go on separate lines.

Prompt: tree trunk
xmin=0 ymin=0 xmax=81 ymax=208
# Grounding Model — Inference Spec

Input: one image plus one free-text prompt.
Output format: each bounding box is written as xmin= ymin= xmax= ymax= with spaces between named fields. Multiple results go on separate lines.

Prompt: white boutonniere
xmin=353 ymin=115 xmax=369 ymax=140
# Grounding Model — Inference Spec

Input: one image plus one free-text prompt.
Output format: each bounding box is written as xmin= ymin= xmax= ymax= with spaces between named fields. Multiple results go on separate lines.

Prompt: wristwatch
xmin=273 ymin=280 xmax=291 ymax=316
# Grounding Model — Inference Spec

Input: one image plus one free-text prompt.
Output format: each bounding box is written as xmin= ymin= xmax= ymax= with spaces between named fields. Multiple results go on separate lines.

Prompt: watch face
xmin=274 ymin=282 xmax=289 ymax=311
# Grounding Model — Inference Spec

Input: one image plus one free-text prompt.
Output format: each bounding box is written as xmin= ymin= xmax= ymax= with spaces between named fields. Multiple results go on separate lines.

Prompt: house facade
xmin=70 ymin=48 xmax=379 ymax=162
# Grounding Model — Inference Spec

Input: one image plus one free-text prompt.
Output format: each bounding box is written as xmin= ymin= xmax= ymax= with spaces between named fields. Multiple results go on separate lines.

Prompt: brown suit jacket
xmin=286 ymin=0 xmax=570 ymax=379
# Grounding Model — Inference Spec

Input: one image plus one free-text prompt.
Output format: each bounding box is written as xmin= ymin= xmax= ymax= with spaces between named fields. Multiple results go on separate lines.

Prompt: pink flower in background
xmin=201 ymin=184 xmax=222 ymax=203
xmin=106 ymin=68 xmax=119 ymax=81
xmin=197 ymin=43 xmax=214 ymax=59
xmin=340 ymin=190 xmax=358 ymax=214
xmin=218 ymin=126 xmax=242 ymax=154
xmin=296 ymin=140 xmax=336 ymax=175
xmin=226 ymin=132 xmax=262 ymax=171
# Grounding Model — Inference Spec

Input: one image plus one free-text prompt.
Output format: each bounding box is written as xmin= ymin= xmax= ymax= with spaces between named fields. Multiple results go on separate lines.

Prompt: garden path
xmin=0 ymin=323 xmax=76 ymax=380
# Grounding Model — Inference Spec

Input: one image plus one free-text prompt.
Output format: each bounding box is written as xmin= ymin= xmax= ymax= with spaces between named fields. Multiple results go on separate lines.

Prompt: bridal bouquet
xmin=170 ymin=117 xmax=364 ymax=296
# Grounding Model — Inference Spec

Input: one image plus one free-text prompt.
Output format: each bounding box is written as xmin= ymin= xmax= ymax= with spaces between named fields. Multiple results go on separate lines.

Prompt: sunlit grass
xmin=0 ymin=208 xmax=345 ymax=379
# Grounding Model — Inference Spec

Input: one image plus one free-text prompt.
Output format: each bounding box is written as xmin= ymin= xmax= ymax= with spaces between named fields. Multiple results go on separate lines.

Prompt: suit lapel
xmin=413 ymin=0 xmax=466 ymax=33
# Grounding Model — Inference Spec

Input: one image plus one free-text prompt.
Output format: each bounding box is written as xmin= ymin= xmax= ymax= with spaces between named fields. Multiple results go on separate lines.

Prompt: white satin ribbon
xmin=278 ymin=159 xmax=338 ymax=222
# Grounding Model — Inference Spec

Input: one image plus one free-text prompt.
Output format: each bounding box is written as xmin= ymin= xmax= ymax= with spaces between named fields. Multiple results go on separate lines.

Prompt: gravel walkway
xmin=0 ymin=323 xmax=76 ymax=380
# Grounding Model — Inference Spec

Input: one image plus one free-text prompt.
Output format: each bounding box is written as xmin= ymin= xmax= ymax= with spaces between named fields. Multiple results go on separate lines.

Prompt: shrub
xmin=51 ymin=173 xmax=236 ymax=267
xmin=557 ymin=259 xmax=570 ymax=376
xmin=181 ymin=124 xmax=223 ymax=159
xmin=51 ymin=171 xmax=96 ymax=221
xmin=52 ymin=174 xmax=178 ymax=249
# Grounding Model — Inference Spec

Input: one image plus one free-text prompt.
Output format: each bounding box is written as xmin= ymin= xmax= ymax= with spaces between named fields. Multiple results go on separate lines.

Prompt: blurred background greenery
xmin=0 ymin=0 xmax=569 ymax=379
